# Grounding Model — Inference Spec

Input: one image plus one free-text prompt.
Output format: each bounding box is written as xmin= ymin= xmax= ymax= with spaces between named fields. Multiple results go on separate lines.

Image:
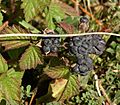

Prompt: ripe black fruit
xmin=80 ymin=16 xmax=89 ymax=23
xmin=42 ymin=30 xmax=60 ymax=54
xmin=69 ymin=35 xmax=106 ymax=76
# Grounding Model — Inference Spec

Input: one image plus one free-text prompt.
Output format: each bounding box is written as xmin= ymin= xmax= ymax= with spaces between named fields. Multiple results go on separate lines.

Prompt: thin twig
xmin=71 ymin=0 xmax=103 ymax=26
xmin=86 ymin=0 xmax=92 ymax=14
xmin=25 ymin=101 xmax=28 ymax=105
xmin=99 ymin=80 xmax=112 ymax=105
xmin=0 ymin=32 xmax=120 ymax=38
xmin=94 ymin=74 xmax=102 ymax=96
xmin=83 ymin=0 xmax=87 ymax=11
xmin=112 ymin=70 xmax=120 ymax=73
xmin=75 ymin=0 xmax=79 ymax=15
xmin=29 ymin=88 xmax=37 ymax=105
xmin=94 ymin=73 xmax=105 ymax=105
xmin=10 ymin=0 xmax=15 ymax=13
xmin=0 ymin=21 xmax=9 ymax=31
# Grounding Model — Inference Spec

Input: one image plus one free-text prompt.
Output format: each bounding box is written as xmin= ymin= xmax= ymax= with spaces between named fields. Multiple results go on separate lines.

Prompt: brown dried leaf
xmin=50 ymin=78 xmax=68 ymax=98
xmin=59 ymin=22 xmax=74 ymax=34
xmin=55 ymin=0 xmax=79 ymax=16
xmin=0 ymin=41 xmax=30 ymax=51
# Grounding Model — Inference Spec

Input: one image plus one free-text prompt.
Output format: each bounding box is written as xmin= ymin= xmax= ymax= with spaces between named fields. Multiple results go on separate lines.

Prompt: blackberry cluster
xmin=42 ymin=37 xmax=60 ymax=54
xmin=42 ymin=30 xmax=60 ymax=54
xmin=69 ymin=35 xmax=93 ymax=56
xmin=69 ymin=35 xmax=106 ymax=76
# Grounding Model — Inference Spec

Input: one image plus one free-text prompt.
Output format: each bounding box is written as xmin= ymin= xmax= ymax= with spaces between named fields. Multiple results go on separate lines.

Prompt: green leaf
xmin=44 ymin=66 xmax=69 ymax=79
xmin=116 ymin=45 xmax=120 ymax=61
xmin=45 ymin=1 xmax=65 ymax=29
xmin=21 ymin=0 xmax=50 ymax=22
xmin=78 ymin=73 xmax=91 ymax=87
xmin=0 ymin=11 xmax=3 ymax=26
xmin=26 ymin=85 xmax=32 ymax=97
xmin=114 ymin=90 xmax=120 ymax=104
xmin=18 ymin=20 xmax=40 ymax=33
xmin=8 ymin=47 xmax=26 ymax=59
xmin=19 ymin=45 xmax=43 ymax=70
xmin=59 ymin=75 xmax=80 ymax=100
xmin=0 ymin=54 xmax=8 ymax=73
xmin=106 ymin=47 xmax=115 ymax=54
xmin=110 ymin=41 xmax=117 ymax=49
xmin=0 ymin=68 xmax=24 ymax=105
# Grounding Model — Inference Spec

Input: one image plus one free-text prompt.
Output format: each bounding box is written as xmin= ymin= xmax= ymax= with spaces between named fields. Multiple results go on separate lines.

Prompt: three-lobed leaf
xmin=19 ymin=45 xmax=43 ymax=70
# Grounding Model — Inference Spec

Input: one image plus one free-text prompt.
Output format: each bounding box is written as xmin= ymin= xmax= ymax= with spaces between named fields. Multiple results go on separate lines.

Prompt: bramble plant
xmin=0 ymin=0 xmax=120 ymax=105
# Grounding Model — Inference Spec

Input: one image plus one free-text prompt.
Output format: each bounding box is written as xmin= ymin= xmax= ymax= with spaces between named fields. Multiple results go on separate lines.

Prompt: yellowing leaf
xmin=50 ymin=78 xmax=68 ymax=98
xmin=2 ymin=25 xmax=28 ymax=34
xmin=19 ymin=45 xmax=43 ymax=70
xmin=59 ymin=75 xmax=80 ymax=100
xmin=0 ymin=54 xmax=8 ymax=73
xmin=0 ymin=25 xmax=33 ymax=50
xmin=44 ymin=66 xmax=69 ymax=79
xmin=38 ymin=74 xmax=80 ymax=102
